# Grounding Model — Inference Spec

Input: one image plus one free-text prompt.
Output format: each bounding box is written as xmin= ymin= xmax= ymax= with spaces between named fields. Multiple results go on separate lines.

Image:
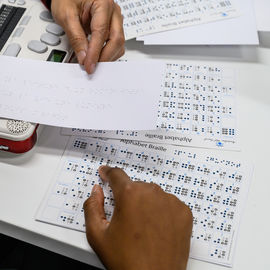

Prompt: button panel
xmin=0 ymin=2 xmax=71 ymax=62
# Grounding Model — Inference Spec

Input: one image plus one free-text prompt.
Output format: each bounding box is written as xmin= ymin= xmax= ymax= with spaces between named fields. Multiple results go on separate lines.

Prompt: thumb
xmin=83 ymin=184 xmax=109 ymax=249
xmin=63 ymin=13 xmax=88 ymax=65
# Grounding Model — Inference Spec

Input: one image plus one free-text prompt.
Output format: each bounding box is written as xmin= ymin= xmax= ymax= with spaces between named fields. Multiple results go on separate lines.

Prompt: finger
xmin=84 ymin=1 xmax=113 ymax=73
xmin=62 ymin=11 xmax=89 ymax=65
xmin=83 ymin=184 xmax=109 ymax=247
xmin=99 ymin=5 xmax=125 ymax=62
xmin=108 ymin=47 xmax=125 ymax=61
xmin=98 ymin=166 xmax=131 ymax=200
xmin=80 ymin=1 xmax=93 ymax=34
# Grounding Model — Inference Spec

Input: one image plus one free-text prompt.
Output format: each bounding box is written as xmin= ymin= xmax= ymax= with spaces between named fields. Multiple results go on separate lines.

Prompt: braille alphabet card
xmin=36 ymin=136 xmax=252 ymax=266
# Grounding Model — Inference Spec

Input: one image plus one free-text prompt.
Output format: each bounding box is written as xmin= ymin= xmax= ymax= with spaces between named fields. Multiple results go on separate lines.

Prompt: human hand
xmin=83 ymin=166 xmax=193 ymax=270
xmin=51 ymin=0 xmax=125 ymax=73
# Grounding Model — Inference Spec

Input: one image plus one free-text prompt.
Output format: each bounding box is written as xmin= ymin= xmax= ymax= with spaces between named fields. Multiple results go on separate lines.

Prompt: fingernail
xmin=91 ymin=184 xmax=98 ymax=195
xmin=99 ymin=165 xmax=108 ymax=170
xmin=77 ymin=51 xmax=86 ymax=65
xmin=99 ymin=165 xmax=110 ymax=174
xmin=89 ymin=63 xmax=96 ymax=74
xmin=98 ymin=166 xmax=112 ymax=182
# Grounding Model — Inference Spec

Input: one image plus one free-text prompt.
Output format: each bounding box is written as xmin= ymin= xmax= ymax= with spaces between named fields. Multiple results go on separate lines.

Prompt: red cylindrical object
xmin=0 ymin=126 xmax=38 ymax=153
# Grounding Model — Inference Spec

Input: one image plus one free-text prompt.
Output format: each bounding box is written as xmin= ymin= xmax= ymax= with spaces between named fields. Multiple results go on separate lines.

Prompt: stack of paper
xmin=32 ymin=59 xmax=253 ymax=268
xmin=1 ymin=53 xmax=249 ymax=267
xmin=115 ymin=0 xmax=242 ymax=40
xmin=115 ymin=0 xmax=270 ymax=45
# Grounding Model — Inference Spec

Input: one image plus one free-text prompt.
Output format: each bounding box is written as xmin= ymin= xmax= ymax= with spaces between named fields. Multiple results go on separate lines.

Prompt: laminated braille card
xmin=36 ymin=137 xmax=252 ymax=266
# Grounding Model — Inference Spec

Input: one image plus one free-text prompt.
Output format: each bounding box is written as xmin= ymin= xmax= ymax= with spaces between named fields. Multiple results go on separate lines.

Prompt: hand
xmin=83 ymin=166 xmax=193 ymax=270
xmin=51 ymin=0 xmax=125 ymax=73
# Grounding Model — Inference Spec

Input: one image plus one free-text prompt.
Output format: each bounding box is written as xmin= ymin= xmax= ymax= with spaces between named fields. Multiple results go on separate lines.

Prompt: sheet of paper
xmin=138 ymin=0 xmax=258 ymax=45
xmin=255 ymin=0 xmax=270 ymax=31
xmin=36 ymin=136 xmax=252 ymax=267
xmin=116 ymin=0 xmax=239 ymax=40
xmin=62 ymin=62 xmax=239 ymax=150
xmin=0 ymin=56 xmax=163 ymax=130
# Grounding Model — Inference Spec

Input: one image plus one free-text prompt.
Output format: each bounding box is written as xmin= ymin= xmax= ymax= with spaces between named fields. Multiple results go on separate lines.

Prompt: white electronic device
xmin=0 ymin=0 xmax=74 ymax=153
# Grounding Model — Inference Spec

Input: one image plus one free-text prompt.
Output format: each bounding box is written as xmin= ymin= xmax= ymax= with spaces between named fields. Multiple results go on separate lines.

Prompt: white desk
xmin=1 ymin=33 xmax=270 ymax=269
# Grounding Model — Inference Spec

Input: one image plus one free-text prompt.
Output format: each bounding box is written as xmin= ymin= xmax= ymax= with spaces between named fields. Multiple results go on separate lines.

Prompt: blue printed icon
xmin=216 ymin=141 xmax=224 ymax=147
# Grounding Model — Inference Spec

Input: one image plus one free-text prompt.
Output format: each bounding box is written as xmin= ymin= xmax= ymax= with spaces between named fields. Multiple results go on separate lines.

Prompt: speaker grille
xmin=6 ymin=120 xmax=30 ymax=134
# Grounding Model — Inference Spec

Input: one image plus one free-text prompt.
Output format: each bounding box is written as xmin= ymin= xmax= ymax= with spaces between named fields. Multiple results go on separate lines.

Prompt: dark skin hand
xmin=84 ymin=166 xmax=193 ymax=270
xmin=51 ymin=0 xmax=125 ymax=74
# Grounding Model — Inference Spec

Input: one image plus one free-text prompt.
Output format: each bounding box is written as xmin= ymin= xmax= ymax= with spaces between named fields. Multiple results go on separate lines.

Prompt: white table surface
xmin=1 ymin=32 xmax=270 ymax=269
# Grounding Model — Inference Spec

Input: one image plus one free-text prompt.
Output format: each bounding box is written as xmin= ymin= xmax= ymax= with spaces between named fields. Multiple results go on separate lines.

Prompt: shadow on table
xmin=125 ymin=39 xmax=259 ymax=63
xmin=0 ymin=233 xmax=101 ymax=270
xmin=259 ymin=32 xmax=270 ymax=48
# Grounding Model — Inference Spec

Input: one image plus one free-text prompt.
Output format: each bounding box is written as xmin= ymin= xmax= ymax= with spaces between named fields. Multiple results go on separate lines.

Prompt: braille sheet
xmin=0 ymin=56 xmax=163 ymax=130
xmin=116 ymin=0 xmax=239 ymax=39
xmin=137 ymin=0 xmax=259 ymax=45
xmin=62 ymin=62 xmax=239 ymax=150
xmin=36 ymin=136 xmax=252 ymax=267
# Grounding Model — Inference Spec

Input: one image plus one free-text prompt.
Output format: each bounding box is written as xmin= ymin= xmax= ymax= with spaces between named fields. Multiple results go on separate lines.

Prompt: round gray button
xmin=28 ymin=40 xmax=48 ymax=53
xmin=40 ymin=33 xmax=60 ymax=46
xmin=39 ymin=10 xmax=54 ymax=22
xmin=46 ymin=23 xmax=64 ymax=36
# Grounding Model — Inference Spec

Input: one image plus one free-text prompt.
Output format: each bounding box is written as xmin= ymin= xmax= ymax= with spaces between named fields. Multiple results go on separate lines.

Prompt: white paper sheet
xmin=0 ymin=56 xmax=163 ymax=130
xmin=62 ymin=62 xmax=239 ymax=150
xmin=138 ymin=0 xmax=258 ymax=45
xmin=255 ymin=0 xmax=270 ymax=31
xmin=117 ymin=0 xmax=239 ymax=40
xmin=36 ymin=136 xmax=252 ymax=267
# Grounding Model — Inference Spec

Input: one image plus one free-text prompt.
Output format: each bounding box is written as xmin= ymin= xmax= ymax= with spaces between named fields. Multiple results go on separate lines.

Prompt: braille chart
xmin=62 ymin=62 xmax=239 ymax=150
xmin=116 ymin=0 xmax=239 ymax=39
xmin=36 ymin=137 xmax=252 ymax=266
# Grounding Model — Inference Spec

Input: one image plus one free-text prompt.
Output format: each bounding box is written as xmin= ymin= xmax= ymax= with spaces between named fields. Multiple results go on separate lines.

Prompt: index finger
xmin=98 ymin=166 xmax=132 ymax=200
xmin=84 ymin=1 xmax=114 ymax=73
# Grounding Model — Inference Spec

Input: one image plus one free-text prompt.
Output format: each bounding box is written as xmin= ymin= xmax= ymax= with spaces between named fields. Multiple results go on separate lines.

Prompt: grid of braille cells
xmin=80 ymin=139 xmax=243 ymax=262
xmin=157 ymin=63 xmax=235 ymax=137
xmin=39 ymin=137 xmax=248 ymax=266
